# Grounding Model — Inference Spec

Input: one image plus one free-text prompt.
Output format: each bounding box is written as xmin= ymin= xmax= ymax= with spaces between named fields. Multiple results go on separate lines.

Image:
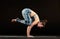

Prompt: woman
xmin=11 ymin=8 xmax=47 ymax=37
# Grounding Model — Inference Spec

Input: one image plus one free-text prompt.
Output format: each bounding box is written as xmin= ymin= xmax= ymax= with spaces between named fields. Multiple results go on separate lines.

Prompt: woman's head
xmin=37 ymin=19 xmax=48 ymax=28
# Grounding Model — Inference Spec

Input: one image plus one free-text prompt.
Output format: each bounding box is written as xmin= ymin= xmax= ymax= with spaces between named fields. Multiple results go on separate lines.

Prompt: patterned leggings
xmin=16 ymin=8 xmax=32 ymax=25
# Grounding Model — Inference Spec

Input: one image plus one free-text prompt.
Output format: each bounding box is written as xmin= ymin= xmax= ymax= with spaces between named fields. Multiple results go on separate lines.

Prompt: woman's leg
xmin=16 ymin=12 xmax=32 ymax=25
xmin=22 ymin=11 xmax=32 ymax=25
xmin=16 ymin=18 xmax=26 ymax=24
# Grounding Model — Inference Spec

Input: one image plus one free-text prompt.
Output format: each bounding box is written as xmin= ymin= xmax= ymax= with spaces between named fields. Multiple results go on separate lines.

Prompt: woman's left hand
xmin=37 ymin=22 xmax=44 ymax=28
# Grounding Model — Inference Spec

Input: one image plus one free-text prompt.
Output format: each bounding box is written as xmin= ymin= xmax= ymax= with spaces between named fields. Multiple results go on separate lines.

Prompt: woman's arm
xmin=30 ymin=11 xmax=40 ymax=26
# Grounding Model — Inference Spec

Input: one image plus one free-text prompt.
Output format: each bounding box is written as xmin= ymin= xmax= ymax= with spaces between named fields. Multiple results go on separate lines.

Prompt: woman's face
xmin=37 ymin=22 xmax=44 ymax=28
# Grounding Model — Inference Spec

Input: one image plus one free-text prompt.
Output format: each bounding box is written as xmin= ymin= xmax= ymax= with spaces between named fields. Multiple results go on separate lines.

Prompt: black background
xmin=0 ymin=0 xmax=60 ymax=36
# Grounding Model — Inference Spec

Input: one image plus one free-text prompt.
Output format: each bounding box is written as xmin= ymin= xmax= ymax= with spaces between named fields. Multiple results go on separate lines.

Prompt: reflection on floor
xmin=0 ymin=36 xmax=59 ymax=39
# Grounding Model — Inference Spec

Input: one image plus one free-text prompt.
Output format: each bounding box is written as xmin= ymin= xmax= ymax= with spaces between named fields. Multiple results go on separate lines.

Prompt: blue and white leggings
xmin=16 ymin=8 xmax=32 ymax=25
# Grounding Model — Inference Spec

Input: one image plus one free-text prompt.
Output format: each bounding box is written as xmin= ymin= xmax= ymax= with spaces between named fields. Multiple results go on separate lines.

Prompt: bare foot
xmin=11 ymin=19 xmax=16 ymax=22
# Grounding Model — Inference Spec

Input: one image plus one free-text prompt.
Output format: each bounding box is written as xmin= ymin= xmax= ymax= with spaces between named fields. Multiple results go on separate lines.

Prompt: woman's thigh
xmin=22 ymin=13 xmax=32 ymax=25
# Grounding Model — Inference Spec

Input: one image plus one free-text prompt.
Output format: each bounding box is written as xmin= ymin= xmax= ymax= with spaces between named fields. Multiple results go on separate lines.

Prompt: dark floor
xmin=0 ymin=36 xmax=59 ymax=39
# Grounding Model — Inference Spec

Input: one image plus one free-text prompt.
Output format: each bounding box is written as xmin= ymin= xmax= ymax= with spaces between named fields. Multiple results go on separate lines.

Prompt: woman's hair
xmin=41 ymin=19 xmax=48 ymax=26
